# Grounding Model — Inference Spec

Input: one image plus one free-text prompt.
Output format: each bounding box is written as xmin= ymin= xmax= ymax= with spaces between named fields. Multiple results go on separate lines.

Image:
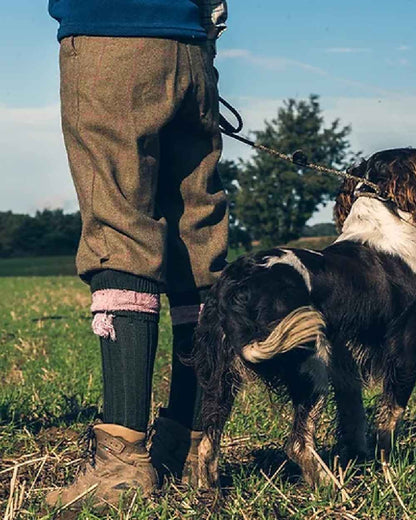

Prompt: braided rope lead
xmin=218 ymin=97 xmax=381 ymax=194
xmin=223 ymin=134 xmax=381 ymax=194
xmin=257 ymin=145 xmax=382 ymax=192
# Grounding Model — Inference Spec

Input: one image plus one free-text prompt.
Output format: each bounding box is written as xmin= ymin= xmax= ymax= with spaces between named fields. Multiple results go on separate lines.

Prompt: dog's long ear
xmin=376 ymin=152 xmax=416 ymax=221
xmin=333 ymin=177 xmax=359 ymax=232
xmin=334 ymin=159 xmax=367 ymax=232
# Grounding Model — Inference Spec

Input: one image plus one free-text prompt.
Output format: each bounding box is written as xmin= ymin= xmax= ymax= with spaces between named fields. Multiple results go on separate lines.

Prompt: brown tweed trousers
xmin=59 ymin=36 xmax=228 ymax=292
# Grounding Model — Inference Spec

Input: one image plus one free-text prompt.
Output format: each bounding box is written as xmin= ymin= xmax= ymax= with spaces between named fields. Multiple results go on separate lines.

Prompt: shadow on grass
xmin=219 ymin=443 xmax=303 ymax=490
xmin=0 ymin=397 xmax=100 ymax=435
xmin=220 ymin=441 xmax=377 ymax=489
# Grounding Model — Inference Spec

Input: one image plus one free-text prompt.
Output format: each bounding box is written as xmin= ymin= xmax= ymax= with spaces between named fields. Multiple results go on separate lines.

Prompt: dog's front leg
xmin=286 ymin=395 xmax=327 ymax=486
xmin=331 ymin=347 xmax=368 ymax=463
xmin=376 ymin=363 xmax=416 ymax=457
xmin=198 ymin=433 xmax=221 ymax=488
xmin=376 ymin=308 xmax=416 ymax=457
xmin=376 ymin=397 xmax=406 ymax=458
xmin=284 ymin=351 xmax=329 ymax=486
xmin=333 ymin=380 xmax=368 ymax=463
xmin=198 ymin=388 xmax=239 ymax=489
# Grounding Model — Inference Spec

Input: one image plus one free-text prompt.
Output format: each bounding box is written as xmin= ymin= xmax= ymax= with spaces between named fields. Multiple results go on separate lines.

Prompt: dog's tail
xmin=193 ymin=274 xmax=325 ymax=437
xmin=241 ymin=306 xmax=326 ymax=363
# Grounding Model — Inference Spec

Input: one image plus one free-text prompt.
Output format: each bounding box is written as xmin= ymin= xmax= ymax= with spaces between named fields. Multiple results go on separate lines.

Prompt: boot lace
xmin=78 ymin=425 xmax=97 ymax=469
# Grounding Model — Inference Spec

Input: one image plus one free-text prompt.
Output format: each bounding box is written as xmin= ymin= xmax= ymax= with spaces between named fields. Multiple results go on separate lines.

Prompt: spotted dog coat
xmin=193 ymin=148 xmax=416 ymax=487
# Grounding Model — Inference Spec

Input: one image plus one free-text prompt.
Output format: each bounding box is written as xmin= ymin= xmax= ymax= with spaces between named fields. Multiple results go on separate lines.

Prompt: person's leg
xmin=59 ymin=36 xmax=174 ymax=284
xmin=150 ymin=42 xmax=228 ymax=485
xmin=165 ymin=289 xmax=210 ymax=430
xmin=150 ymin=289 xmax=210 ymax=486
xmin=47 ymin=36 xmax=194 ymax=507
xmin=161 ymin=42 xmax=228 ymax=296
xmin=90 ymin=270 xmax=159 ymax=432
xmin=161 ymin=41 xmax=227 ymax=427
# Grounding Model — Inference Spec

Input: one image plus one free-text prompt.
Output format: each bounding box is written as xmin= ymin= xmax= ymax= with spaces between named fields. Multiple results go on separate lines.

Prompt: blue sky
xmin=1 ymin=0 xmax=416 ymax=222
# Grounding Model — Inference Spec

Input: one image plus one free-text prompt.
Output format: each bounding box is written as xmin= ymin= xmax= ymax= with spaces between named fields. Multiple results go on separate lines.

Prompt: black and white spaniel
xmin=194 ymin=148 xmax=416 ymax=487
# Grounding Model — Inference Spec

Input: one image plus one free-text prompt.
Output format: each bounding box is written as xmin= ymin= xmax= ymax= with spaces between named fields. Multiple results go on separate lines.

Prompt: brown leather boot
xmin=149 ymin=410 xmax=203 ymax=487
xmin=46 ymin=424 xmax=157 ymax=510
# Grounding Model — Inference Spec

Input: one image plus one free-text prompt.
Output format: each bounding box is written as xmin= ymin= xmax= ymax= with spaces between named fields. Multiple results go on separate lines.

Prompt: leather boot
xmin=46 ymin=424 xmax=157 ymax=509
xmin=150 ymin=409 xmax=203 ymax=487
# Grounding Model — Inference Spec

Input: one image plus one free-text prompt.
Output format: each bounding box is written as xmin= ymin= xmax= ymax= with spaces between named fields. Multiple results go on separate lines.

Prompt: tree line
xmin=0 ymin=208 xmax=335 ymax=258
xmin=1 ymin=95 xmax=348 ymax=258
xmin=0 ymin=209 xmax=81 ymax=258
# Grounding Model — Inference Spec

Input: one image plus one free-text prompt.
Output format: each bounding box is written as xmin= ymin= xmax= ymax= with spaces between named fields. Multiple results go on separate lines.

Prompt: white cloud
xmin=218 ymin=48 xmax=326 ymax=75
xmin=325 ymin=47 xmax=372 ymax=54
xmin=386 ymin=57 xmax=410 ymax=67
xmin=0 ymin=104 xmax=78 ymax=214
xmin=322 ymin=96 xmax=416 ymax=155
xmin=219 ymin=49 xmax=251 ymax=59
xmin=221 ymin=95 xmax=416 ymax=223
xmin=218 ymin=48 xmax=393 ymax=97
xmin=3 ymin=95 xmax=416 ymax=224
xmin=222 ymin=95 xmax=416 ymax=159
xmin=331 ymin=77 xmax=392 ymax=97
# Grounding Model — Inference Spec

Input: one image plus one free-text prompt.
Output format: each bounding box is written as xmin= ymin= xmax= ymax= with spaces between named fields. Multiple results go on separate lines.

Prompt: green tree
xmin=235 ymin=95 xmax=356 ymax=246
xmin=218 ymin=160 xmax=251 ymax=250
xmin=4 ymin=209 xmax=81 ymax=257
xmin=0 ymin=212 xmax=26 ymax=257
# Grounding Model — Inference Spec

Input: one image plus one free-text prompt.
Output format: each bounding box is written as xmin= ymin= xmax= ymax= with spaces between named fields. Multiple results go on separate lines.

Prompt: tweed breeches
xmin=59 ymin=36 xmax=228 ymax=292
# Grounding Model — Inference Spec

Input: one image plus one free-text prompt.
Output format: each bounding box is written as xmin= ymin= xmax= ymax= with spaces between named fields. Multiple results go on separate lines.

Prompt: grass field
xmin=0 ymin=256 xmax=77 ymax=277
xmin=1 ymin=250 xmax=416 ymax=519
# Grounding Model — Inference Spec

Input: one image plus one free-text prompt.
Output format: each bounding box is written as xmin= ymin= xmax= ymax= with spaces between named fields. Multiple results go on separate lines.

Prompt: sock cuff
xmin=90 ymin=269 xmax=159 ymax=294
xmin=167 ymin=286 xmax=211 ymax=307
xmin=170 ymin=304 xmax=204 ymax=326
xmin=91 ymin=289 xmax=160 ymax=314
xmin=168 ymin=288 xmax=211 ymax=326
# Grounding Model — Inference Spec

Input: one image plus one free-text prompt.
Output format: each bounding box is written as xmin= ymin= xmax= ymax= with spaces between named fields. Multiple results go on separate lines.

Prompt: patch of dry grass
xmin=0 ymin=276 xmax=416 ymax=519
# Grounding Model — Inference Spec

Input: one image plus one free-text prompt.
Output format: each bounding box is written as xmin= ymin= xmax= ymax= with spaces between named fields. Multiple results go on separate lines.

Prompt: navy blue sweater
xmin=49 ymin=0 xmax=207 ymax=42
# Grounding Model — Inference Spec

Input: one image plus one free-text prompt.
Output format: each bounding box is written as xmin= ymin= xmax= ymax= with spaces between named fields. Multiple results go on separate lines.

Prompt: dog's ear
xmin=377 ymin=152 xmax=416 ymax=221
xmin=333 ymin=177 xmax=359 ymax=232
xmin=334 ymin=159 xmax=367 ymax=232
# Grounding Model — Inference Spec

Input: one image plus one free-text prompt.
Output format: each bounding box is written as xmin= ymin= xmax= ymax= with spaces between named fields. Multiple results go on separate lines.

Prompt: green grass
xmin=0 ymin=256 xmax=76 ymax=277
xmin=285 ymin=235 xmax=337 ymax=250
xmin=1 ymin=274 xmax=415 ymax=519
